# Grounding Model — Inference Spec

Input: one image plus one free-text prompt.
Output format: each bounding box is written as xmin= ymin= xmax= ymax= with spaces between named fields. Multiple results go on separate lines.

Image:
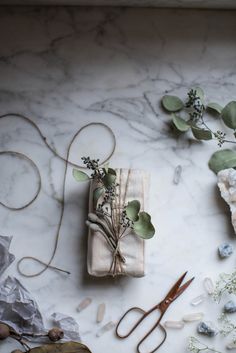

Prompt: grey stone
xmin=197 ymin=321 xmax=218 ymax=337
xmin=218 ymin=243 xmax=233 ymax=258
xmin=224 ymin=300 xmax=236 ymax=313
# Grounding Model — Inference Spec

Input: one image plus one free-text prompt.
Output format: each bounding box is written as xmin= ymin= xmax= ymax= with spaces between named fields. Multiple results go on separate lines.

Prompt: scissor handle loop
xmin=116 ymin=306 xmax=146 ymax=339
xmin=137 ymin=322 xmax=167 ymax=353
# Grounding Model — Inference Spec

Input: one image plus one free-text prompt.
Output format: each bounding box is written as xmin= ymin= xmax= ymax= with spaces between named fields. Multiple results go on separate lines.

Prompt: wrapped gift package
xmin=87 ymin=169 xmax=149 ymax=277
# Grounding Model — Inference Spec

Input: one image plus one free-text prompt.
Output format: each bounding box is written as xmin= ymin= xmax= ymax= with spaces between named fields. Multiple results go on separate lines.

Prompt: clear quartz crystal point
xmin=96 ymin=321 xmax=116 ymax=337
xmin=164 ymin=321 xmax=184 ymax=329
xmin=183 ymin=312 xmax=204 ymax=322
xmin=191 ymin=294 xmax=206 ymax=306
xmin=76 ymin=297 xmax=92 ymax=312
xmin=97 ymin=303 xmax=106 ymax=323
xmin=173 ymin=165 xmax=182 ymax=184
xmin=203 ymin=277 xmax=214 ymax=295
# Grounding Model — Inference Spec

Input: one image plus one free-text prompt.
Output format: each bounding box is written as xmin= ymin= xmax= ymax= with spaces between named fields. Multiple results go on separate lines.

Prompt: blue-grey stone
xmin=197 ymin=321 xmax=218 ymax=337
xmin=224 ymin=300 xmax=236 ymax=313
xmin=218 ymin=243 xmax=234 ymax=258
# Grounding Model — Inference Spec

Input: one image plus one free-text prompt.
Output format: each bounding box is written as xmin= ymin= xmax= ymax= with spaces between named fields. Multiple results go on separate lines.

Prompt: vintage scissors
xmin=116 ymin=272 xmax=194 ymax=353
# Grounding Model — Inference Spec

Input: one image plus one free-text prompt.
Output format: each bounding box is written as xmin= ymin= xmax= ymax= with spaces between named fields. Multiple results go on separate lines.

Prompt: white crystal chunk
xmin=191 ymin=294 xmax=206 ymax=306
xmin=96 ymin=321 xmax=116 ymax=337
xmin=76 ymin=297 xmax=92 ymax=312
xmin=183 ymin=312 xmax=204 ymax=322
xmin=97 ymin=303 xmax=106 ymax=323
xmin=203 ymin=277 xmax=215 ymax=295
xmin=164 ymin=320 xmax=184 ymax=329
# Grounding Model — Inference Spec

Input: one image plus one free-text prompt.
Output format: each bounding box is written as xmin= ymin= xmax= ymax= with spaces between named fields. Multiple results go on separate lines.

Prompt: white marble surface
xmin=0 ymin=6 xmax=236 ymax=353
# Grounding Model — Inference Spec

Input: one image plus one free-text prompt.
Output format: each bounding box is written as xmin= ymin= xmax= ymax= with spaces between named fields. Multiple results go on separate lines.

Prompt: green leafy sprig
xmin=161 ymin=88 xmax=236 ymax=173
xmin=73 ymin=157 xmax=155 ymax=240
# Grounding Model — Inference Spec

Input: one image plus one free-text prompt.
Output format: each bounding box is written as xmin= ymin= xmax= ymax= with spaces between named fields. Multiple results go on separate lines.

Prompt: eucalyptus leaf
xmin=194 ymin=87 xmax=204 ymax=103
xmin=93 ymin=187 xmax=104 ymax=208
xmin=73 ymin=169 xmax=90 ymax=182
xmin=207 ymin=102 xmax=223 ymax=114
xmin=103 ymin=163 xmax=109 ymax=174
xmin=133 ymin=212 xmax=155 ymax=239
xmin=126 ymin=200 xmax=140 ymax=222
xmin=108 ymin=168 xmax=116 ymax=176
xmin=222 ymin=101 xmax=236 ymax=129
xmin=208 ymin=149 xmax=236 ymax=174
xmin=102 ymin=173 xmax=116 ymax=188
xmin=172 ymin=114 xmax=190 ymax=132
xmin=30 ymin=342 xmax=92 ymax=353
xmin=162 ymin=95 xmax=184 ymax=112
xmin=191 ymin=126 xmax=212 ymax=140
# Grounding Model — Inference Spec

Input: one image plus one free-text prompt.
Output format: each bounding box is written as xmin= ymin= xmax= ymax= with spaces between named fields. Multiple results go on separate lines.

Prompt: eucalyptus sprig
xmin=161 ymin=88 xmax=236 ymax=173
xmin=73 ymin=157 xmax=155 ymax=240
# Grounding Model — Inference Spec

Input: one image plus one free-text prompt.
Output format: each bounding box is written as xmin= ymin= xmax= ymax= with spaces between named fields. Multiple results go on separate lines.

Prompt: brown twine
xmin=0 ymin=113 xmax=116 ymax=277
xmin=108 ymin=169 xmax=131 ymax=276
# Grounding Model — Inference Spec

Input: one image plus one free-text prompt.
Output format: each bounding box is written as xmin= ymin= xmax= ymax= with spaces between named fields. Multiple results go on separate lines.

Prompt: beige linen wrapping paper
xmin=87 ymin=169 xmax=149 ymax=277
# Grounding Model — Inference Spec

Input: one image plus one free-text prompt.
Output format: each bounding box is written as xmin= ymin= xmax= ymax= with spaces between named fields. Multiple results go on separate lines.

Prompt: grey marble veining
xmin=1 ymin=0 xmax=236 ymax=9
xmin=0 ymin=6 xmax=236 ymax=353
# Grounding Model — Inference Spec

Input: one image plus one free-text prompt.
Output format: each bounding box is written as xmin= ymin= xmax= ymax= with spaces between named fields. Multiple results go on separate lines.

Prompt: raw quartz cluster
xmin=218 ymin=168 xmax=236 ymax=235
xmin=0 ymin=235 xmax=15 ymax=275
xmin=0 ymin=234 xmax=81 ymax=346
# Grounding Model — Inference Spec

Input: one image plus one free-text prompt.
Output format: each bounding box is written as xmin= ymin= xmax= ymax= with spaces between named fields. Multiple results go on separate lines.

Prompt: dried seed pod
xmin=0 ymin=323 xmax=10 ymax=340
xmin=48 ymin=327 xmax=64 ymax=342
xmin=11 ymin=350 xmax=24 ymax=353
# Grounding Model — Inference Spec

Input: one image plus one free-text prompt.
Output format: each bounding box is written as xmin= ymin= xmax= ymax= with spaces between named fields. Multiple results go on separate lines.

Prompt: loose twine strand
xmin=0 ymin=113 xmax=116 ymax=277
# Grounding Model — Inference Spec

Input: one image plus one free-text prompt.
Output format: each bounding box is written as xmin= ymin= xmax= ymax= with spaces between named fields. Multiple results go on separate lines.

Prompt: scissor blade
xmin=172 ymin=277 xmax=195 ymax=301
xmin=164 ymin=272 xmax=188 ymax=301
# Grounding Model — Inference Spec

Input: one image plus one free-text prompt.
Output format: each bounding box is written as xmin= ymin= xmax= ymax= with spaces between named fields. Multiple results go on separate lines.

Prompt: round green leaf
xmin=126 ymin=200 xmax=140 ymax=221
xmin=162 ymin=95 xmax=184 ymax=112
xmin=73 ymin=169 xmax=90 ymax=181
xmin=102 ymin=172 xmax=116 ymax=188
xmin=208 ymin=149 xmax=236 ymax=174
xmin=222 ymin=101 xmax=236 ymax=129
xmin=133 ymin=212 xmax=155 ymax=239
xmin=93 ymin=187 xmax=104 ymax=208
xmin=172 ymin=114 xmax=190 ymax=132
xmin=191 ymin=126 xmax=212 ymax=140
xmin=207 ymin=102 xmax=223 ymax=114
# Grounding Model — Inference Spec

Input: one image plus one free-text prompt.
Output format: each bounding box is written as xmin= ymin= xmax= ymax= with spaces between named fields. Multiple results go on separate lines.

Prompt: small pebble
xmin=224 ymin=300 xmax=236 ymax=314
xmin=183 ymin=312 xmax=204 ymax=323
xmin=173 ymin=165 xmax=182 ymax=185
xmin=191 ymin=294 xmax=206 ymax=306
xmin=203 ymin=277 xmax=215 ymax=295
xmin=218 ymin=243 xmax=233 ymax=258
xmin=197 ymin=321 xmax=218 ymax=337
xmin=227 ymin=341 xmax=236 ymax=350
xmin=164 ymin=320 xmax=184 ymax=329
xmin=97 ymin=303 xmax=106 ymax=323
xmin=96 ymin=321 xmax=116 ymax=337
xmin=76 ymin=297 xmax=92 ymax=312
